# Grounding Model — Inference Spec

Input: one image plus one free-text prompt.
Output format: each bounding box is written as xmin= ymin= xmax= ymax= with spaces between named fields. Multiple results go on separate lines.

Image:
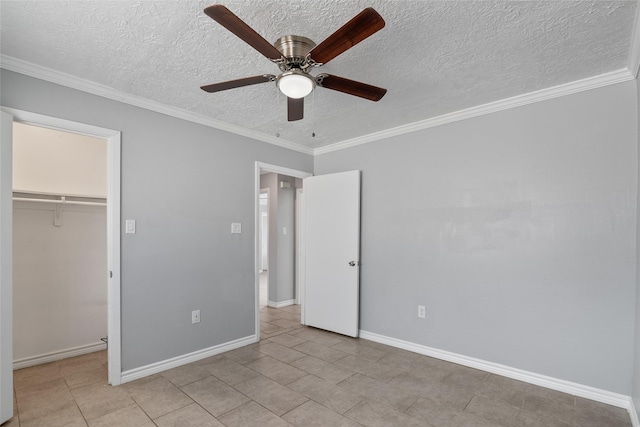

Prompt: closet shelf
xmin=12 ymin=191 xmax=107 ymax=206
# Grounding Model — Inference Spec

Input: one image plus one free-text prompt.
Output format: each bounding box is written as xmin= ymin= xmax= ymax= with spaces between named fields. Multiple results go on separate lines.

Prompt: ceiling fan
xmin=200 ymin=4 xmax=387 ymax=122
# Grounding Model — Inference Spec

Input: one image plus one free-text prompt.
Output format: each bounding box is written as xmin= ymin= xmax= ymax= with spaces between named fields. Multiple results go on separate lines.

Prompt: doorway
xmin=254 ymin=162 xmax=312 ymax=341
xmin=12 ymin=122 xmax=108 ymax=369
xmin=0 ymin=108 xmax=121 ymax=393
xmin=259 ymin=189 xmax=269 ymax=308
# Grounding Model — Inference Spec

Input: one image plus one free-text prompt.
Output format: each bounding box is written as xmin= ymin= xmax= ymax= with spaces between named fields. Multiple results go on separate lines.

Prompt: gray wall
xmin=259 ymin=173 xmax=297 ymax=305
xmin=633 ymin=76 xmax=640 ymax=419
xmin=315 ymin=81 xmax=637 ymax=394
xmin=3 ymin=67 xmax=638 ymax=398
xmin=1 ymin=70 xmax=313 ymax=371
xmin=261 ymin=173 xmax=277 ymax=303
xmin=276 ymin=174 xmax=296 ymax=303
xmin=13 ymin=202 xmax=107 ymax=361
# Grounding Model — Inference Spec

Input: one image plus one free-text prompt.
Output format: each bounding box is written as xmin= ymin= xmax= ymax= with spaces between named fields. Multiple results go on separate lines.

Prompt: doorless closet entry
xmin=12 ymin=122 xmax=108 ymax=368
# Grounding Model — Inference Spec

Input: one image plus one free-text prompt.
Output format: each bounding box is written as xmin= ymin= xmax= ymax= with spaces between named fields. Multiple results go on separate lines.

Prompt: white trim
xmin=255 ymin=162 xmax=313 ymax=179
xmin=254 ymin=164 xmax=262 ymax=342
xmin=120 ymin=335 xmax=256 ymax=384
xmin=259 ymin=188 xmax=271 ymax=310
xmin=5 ymin=56 xmax=634 ymax=158
xmin=629 ymin=0 xmax=640 ymax=78
xmin=297 ymin=182 xmax=307 ymax=327
xmin=0 ymin=111 xmax=14 ymax=424
xmin=0 ymin=55 xmax=313 ymax=156
xmin=268 ymin=299 xmax=295 ymax=308
xmin=630 ymin=399 xmax=640 ymax=427
xmin=360 ymin=330 xmax=632 ymax=410
xmin=254 ymin=162 xmax=312 ymax=343
xmin=315 ymin=68 xmax=635 ymax=155
xmin=295 ymin=187 xmax=303 ymax=306
xmin=2 ymin=107 xmax=122 ymax=386
xmin=2 ymin=107 xmax=118 ymax=140
xmin=106 ymin=130 xmax=121 ymax=386
xmin=4 ymin=56 xmax=635 ymax=157
xmin=13 ymin=342 xmax=106 ymax=370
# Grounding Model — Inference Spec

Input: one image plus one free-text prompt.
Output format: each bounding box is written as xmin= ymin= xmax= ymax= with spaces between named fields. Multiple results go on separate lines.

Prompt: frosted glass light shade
xmin=277 ymin=71 xmax=315 ymax=99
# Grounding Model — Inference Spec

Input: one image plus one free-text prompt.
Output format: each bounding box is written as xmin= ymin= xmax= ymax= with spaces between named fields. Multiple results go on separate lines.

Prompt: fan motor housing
xmin=274 ymin=35 xmax=316 ymax=70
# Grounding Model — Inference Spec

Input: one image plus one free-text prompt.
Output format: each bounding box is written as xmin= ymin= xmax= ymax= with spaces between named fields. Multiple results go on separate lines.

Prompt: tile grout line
xmin=12 ymin=307 xmax=634 ymax=427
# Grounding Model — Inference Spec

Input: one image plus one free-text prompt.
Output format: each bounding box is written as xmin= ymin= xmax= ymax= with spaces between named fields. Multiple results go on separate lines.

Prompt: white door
xmin=1 ymin=111 xmax=14 ymax=423
xmin=303 ymin=170 xmax=360 ymax=337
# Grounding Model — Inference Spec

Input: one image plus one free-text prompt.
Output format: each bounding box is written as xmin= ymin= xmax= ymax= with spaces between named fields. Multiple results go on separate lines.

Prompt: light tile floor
xmin=6 ymin=304 xmax=633 ymax=427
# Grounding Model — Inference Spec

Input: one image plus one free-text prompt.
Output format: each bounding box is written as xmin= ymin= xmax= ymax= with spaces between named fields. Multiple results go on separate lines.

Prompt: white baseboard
xmin=268 ymin=299 xmax=295 ymax=309
xmin=359 ymin=330 xmax=632 ymax=410
xmin=13 ymin=342 xmax=107 ymax=370
xmin=120 ymin=335 xmax=257 ymax=384
xmin=630 ymin=399 xmax=640 ymax=427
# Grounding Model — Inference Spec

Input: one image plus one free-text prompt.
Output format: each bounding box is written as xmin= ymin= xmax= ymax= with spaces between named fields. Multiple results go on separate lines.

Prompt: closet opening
xmin=12 ymin=122 xmax=109 ymax=371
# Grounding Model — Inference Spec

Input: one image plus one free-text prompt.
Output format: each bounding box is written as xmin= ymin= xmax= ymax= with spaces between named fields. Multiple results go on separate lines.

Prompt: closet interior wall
xmin=12 ymin=122 xmax=108 ymax=368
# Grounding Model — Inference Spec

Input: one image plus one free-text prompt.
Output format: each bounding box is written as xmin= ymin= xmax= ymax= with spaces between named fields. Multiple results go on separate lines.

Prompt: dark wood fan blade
xmin=315 ymin=74 xmax=387 ymax=101
xmin=308 ymin=8 xmax=385 ymax=65
xmin=288 ymin=97 xmax=304 ymax=121
xmin=200 ymin=75 xmax=275 ymax=93
xmin=204 ymin=5 xmax=283 ymax=60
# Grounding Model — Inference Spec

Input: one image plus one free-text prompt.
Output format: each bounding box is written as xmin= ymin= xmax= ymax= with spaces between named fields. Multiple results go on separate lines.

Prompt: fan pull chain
xmin=275 ymin=85 xmax=281 ymax=137
xmin=311 ymin=89 xmax=316 ymax=136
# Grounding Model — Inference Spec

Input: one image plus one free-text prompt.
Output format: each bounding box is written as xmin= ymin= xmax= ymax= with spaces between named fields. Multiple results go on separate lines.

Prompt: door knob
xmin=348 ymin=261 xmax=357 ymax=266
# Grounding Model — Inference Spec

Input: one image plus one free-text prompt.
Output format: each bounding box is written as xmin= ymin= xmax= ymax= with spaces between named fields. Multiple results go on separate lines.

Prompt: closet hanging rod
xmin=12 ymin=191 xmax=107 ymax=206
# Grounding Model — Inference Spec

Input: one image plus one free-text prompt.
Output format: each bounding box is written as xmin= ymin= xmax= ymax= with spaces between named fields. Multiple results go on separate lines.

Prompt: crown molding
xmin=0 ymin=55 xmax=314 ymax=156
xmin=1 ymin=55 xmax=635 ymax=158
xmin=629 ymin=0 xmax=640 ymax=78
xmin=314 ymin=68 xmax=635 ymax=155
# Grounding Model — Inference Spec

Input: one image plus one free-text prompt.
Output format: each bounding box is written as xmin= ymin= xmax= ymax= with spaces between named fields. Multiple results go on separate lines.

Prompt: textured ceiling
xmin=1 ymin=1 xmax=638 ymax=151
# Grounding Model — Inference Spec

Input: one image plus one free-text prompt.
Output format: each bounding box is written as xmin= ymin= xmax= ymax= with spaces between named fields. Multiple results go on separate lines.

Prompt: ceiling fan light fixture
xmin=201 ymin=6 xmax=387 ymax=121
xmin=277 ymin=70 xmax=315 ymax=99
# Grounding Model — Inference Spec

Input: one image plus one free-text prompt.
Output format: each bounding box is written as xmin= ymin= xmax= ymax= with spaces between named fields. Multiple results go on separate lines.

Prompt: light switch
xmin=283 ymin=227 xmax=287 ymax=235
xmin=125 ymin=219 xmax=136 ymax=234
xmin=231 ymin=222 xmax=242 ymax=234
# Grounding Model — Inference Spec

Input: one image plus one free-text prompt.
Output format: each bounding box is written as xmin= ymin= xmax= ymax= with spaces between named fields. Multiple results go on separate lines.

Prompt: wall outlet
xmin=192 ymin=310 xmax=201 ymax=324
xmin=418 ymin=305 xmax=426 ymax=319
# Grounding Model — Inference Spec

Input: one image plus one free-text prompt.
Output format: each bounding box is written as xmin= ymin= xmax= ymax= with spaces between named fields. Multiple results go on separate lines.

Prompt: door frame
xmin=1 ymin=111 xmax=13 ymax=423
xmin=295 ymin=187 xmax=303 ymax=305
xmin=254 ymin=162 xmax=311 ymax=341
xmin=1 ymin=107 xmax=122 ymax=385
